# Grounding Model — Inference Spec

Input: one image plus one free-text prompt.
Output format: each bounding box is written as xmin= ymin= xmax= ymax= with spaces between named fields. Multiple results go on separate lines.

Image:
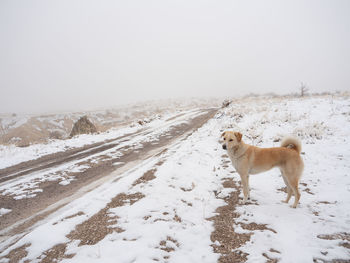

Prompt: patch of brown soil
xmin=131 ymin=158 xmax=166 ymax=187
xmin=316 ymin=201 xmax=337 ymax=205
xmin=262 ymin=252 xmax=279 ymax=263
xmin=133 ymin=169 xmax=157 ymax=186
xmin=1 ymin=244 xmax=30 ymax=263
xmin=67 ymin=192 xmax=144 ymax=246
xmin=270 ymin=248 xmax=281 ymax=254
xmin=313 ymin=257 xmax=350 ymax=263
xmin=304 ymin=188 xmax=315 ymax=195
xmin=1 ymin=120 xmax=50 ymax=146
xmin=66 ymin=212 xmax=120 ymax=246
xmin=222 ymin=179 xmax=236 ymax=188
xmin=279 ymin=184 xmax=315 ymax=196
xmin=143 ymin=215 xmax=151 ymax=220
xmin=313 ymin=210 xmax=320 ymax=216
xmin=181 ymin=199 xmax=193 ymax=206
xmin=154 ymin=218 xmax=170 ymax=223
xmin=180 ymin=182 xmax=195 ymax=192
xmin=173 ymin=211 xmax=182 ymax=223
xmin=159 ymin=236 xmax=180 ymax=252
xmin=316 ymin=233 xmax=350 ymax=261
xmin=340 ymin=242 xmax=350 ymax=249
xmin=209 ymin=159 xmax=276 ymax=262
xmin=240 ymin=222 xmax=276 ymax=234
xmin=277 ymin=187 xmax=287 ymax=193
xmin=300 ymin=182 xmax=315 ymax=195
xmin=317 ymin=233 xmax=350 ymax=242
xmin=208 ymin=178 xmax=250 ymax=263
xmin=155 ymin=160 xmax=165 ymax=166
xmin=38 ymin=243 xmax=75 ymax=263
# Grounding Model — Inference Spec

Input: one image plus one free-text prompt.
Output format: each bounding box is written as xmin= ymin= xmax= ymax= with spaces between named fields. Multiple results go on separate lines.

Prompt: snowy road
xmin=0 ymin=108 xmax=217 ymax=238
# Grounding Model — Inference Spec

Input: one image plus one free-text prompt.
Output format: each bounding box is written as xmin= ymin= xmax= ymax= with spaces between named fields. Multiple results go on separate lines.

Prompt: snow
xmin=0 ymin=208 xmax=11 ymax=217
xmin=61 ymin=127 xmax=224 ymax=263
xmin=0 ymin=109 xmax=203 ymax=170
xmin=0 ymin=162 xmax=89 ymax=200
xmin=219 ymin=96 xmax=350 ymax=262
xmin=0 ymin=110 xmax=224 ymax=262
xmin=0 ymin=95 xmax=349 ymax=262
xmin=0 ymin=116 xmax=28 ymax=130
xmin=0 ymin=98 xmax=221 ymax=147
xmin=0 ymin=109 xmax=208 ymax=201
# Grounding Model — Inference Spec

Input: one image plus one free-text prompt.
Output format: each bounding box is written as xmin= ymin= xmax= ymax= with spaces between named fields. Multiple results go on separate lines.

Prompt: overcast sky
xmin=1 ymin=0 xmax=349 ymax=114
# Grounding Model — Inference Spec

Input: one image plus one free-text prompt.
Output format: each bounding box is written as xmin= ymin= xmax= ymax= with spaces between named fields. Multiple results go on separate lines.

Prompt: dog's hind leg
xmin=288 ymin=177 xmax=301 ymax=208
xmin=281 ymin=170 xmax=293 ymax=204
xmin=247 ymin=174 xmax=251 ymax=200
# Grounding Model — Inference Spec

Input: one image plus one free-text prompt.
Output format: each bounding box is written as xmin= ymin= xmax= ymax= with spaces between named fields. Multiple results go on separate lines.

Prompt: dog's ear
xmin=221 ymin=132 xmax=226 ymax=137
xmin=234 ymin=132 xmax=242 ymax=142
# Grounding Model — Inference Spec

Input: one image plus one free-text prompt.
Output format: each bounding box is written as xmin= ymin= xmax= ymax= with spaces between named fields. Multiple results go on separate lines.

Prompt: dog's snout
xmin=222 ymin=144 xmax=227 ymax=150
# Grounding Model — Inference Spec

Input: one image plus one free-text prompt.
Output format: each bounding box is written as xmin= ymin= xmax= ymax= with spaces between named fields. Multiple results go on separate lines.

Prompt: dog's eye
xmin=223 ymin=138 xmax=226 ymax=140
xmin=229 ymin=139 xmax=233 ymax=142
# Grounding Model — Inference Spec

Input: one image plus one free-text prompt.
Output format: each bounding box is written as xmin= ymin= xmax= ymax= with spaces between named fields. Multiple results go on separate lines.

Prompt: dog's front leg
xmin=239 ymin=172 xmax=250 ymax=204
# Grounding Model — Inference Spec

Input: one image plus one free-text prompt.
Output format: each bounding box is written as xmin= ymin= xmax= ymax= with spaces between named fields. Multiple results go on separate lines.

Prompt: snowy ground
xmin=220 ymin=95 xmax=350 ymax=262
xmin=0 ymin=98 xmax=221 ymax=146
xmin=0 ymin=108 xmax=203 ymax=170
xmin=0 ymin=109 xmax=208 ymax=201
xmin=0 ymin=95 xmax=349 ymax=262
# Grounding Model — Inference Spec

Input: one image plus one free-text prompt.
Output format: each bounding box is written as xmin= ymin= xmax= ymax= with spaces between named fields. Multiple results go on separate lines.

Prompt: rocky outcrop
xmin=222 ymin=99 xmax=232 ymax=108
xmin=70 ymin=116 xmax=97 ymax=137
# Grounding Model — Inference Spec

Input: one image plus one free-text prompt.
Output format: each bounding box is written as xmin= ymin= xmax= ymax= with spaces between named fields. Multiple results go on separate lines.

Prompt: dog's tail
xmin=281 ymin=137 xmax=302 ymax=154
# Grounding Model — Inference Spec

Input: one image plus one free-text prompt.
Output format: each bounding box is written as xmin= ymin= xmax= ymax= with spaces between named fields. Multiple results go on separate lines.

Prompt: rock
xmin=70 ymin=116 xmax=97 ymax=137
xmin=49 ymin=131 xmax=64 ymax=140
xmin=16 ymin=139 xmax=30 ymax=148
xmin=222 ymin=100 xmax=231 ymax=108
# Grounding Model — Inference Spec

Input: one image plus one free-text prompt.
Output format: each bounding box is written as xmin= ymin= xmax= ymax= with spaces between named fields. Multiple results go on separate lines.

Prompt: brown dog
xmin=221 ymin=131 xmax=304 ymax=208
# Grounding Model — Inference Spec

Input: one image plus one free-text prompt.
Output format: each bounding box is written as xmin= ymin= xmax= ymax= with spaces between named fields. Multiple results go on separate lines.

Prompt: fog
xmin=1 ymin=0 xmax=349 ymax=114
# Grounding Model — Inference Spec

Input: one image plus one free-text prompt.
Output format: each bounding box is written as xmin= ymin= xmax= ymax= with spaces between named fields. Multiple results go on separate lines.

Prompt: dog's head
xmin=221 ymin=131 xmax=242 ymax=150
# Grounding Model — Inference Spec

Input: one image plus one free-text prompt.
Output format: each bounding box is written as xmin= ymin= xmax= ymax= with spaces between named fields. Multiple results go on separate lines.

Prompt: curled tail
xmin=281 ymin=137 xmax=302 ymax=154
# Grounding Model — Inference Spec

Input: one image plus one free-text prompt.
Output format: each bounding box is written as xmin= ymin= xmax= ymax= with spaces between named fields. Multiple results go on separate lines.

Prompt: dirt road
xmin=0 ymin=109 xmax=217 ymax=239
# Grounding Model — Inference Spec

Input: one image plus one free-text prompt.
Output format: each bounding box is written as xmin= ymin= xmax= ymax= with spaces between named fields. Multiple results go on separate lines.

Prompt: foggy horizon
xmin=1 ymin=0 xmax=349 ymax=114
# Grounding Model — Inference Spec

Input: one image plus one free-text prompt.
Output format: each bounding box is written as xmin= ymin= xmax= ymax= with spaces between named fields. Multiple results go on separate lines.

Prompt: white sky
xmin=1 ymin=0 xmax=349 ymax=113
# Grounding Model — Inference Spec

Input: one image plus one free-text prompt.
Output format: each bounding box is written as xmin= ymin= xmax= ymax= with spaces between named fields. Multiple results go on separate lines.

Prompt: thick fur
xmin=281 ymin=137 xmax=302 ymax=154
xmin=221 ymin=131 xmax=304 ymax=208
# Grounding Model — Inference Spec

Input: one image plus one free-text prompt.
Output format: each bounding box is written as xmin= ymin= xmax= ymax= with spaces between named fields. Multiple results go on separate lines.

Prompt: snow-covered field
xmin=221 ymin=95 xmax=350 ymax=262
xmin=1 ymin=95 xmax=349 ymax=262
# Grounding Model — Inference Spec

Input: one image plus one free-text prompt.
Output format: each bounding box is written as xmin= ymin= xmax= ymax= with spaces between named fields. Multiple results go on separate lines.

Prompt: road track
xmin=0 ymin=108 xmax=217 ymax=240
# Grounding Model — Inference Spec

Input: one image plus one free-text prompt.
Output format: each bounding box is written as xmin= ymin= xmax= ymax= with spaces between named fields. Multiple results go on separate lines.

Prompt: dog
xmin=221 ymin=131 xmax=304 ymax=208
